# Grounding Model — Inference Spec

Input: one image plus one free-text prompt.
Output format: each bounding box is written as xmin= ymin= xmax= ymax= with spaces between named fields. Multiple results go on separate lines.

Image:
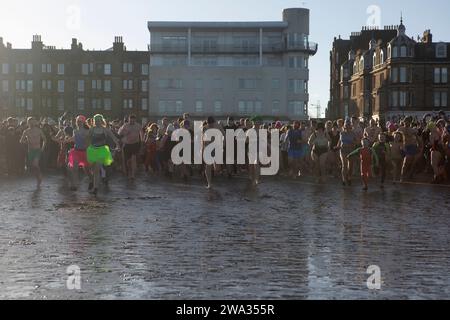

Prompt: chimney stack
xmin=113 ymin=36 xmax=124 ymax=52
xmin=32 ymin=35 xmax=43 ymax=50
xmin=71 ymin=38 xmax=78 ymax=50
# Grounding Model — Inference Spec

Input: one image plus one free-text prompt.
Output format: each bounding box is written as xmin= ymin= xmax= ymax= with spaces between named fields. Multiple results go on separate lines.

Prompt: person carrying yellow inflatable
xmin=87 ymin=114 xmax=120 ymax=195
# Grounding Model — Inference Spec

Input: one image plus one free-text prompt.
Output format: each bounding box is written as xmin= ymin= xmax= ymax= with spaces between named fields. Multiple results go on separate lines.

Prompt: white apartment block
xmin=147 ymin=8 xmax=317 ymax=120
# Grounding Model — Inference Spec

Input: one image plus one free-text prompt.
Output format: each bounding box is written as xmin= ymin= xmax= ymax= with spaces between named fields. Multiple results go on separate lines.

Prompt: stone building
xmin=328 ymin=20 xmax=450 ymax=121
xmin=0 ymin=36 xmax=150 ymax=122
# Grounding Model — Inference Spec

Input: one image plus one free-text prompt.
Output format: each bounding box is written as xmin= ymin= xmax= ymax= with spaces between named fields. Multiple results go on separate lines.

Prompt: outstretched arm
xmin=20 ymin=130 xmax=28 ymax=144
xmin=347 ymin=147 xmax=361 ymax=159
xmin=105 ymin=128 xmax=120 ymax=149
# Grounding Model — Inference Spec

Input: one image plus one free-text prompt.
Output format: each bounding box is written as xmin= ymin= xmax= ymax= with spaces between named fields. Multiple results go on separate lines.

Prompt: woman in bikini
xmin=309 ymin=122 xmax=330 ymax=183
xmin=337 ymin=121 xmax=358 ymax=186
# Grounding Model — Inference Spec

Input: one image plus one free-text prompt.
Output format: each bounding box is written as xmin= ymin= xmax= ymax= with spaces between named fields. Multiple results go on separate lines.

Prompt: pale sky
xmin=1 ymin=0 xmax=449 ymax=117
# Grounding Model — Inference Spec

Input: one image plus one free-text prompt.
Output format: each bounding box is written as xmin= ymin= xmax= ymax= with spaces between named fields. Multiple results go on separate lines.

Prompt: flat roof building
xmin=147 ymin=8 xmax=317 ymax=120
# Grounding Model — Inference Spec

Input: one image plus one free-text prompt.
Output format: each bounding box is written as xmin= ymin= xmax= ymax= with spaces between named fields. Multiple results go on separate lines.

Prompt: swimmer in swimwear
xmin=347 ymin=138 xmax=379 ymax=191
xmin=20 ymin=117 xmax=47 ymax=188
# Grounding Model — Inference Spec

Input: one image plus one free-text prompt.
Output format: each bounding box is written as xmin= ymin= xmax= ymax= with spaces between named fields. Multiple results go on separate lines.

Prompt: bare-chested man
xmin=20 ymin=117 xmax=47 ymax=187
xmin=118 ymin=114 xmax=142 ymax=180
xmin=364 ymin=118 xmax=382 ymax=146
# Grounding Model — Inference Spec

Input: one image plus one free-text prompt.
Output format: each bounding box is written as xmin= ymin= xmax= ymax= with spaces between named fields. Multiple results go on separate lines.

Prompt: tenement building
xmin=328 ymin=20 xmax=450 ymax=121
xmin=148 ymin=8 xmax=317 ymax=120
xmin=0 ymin=36 xmax=150 ymax=121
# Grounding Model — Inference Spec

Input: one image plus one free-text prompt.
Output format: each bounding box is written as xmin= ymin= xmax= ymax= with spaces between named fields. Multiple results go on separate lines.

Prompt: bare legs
xmin=32 ymin=158 xmax=42 ymax=188
xmin=249 ymin=164 xmax=260 ymax=186
xmin=431 ymin=151 xmax=446 ymax=182
xmin=313 ymin=152 xmax=328 ymax=183
xmin=205 ymin=164 xmax=213 ymax=189
xmin=128 ymin=155 xmax=137 ymax=180
xmin=400 ymin=155 xmax=414 ymax=182
xmin=340 ymin=150 xmax=351 ymax=185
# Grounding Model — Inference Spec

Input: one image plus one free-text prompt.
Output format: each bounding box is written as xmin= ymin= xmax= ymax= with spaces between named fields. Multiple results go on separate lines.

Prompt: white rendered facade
xmin=147 ymin=8 xmax=317 ymax=119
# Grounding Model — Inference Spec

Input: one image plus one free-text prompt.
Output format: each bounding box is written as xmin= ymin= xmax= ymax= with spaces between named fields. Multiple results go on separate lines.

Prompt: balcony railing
xmin=286 ymin=42 xmax=318 ymax=55
xmin=149 ymin=42 xmax=318 ymax=55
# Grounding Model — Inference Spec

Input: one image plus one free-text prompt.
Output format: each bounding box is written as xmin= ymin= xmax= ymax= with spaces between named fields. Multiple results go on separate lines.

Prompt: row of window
xmin=156 ymin=78 xmax=307 ymax=93
xmin=4 ymin=78 xmax=309 ymax=94
xmin=14 ymin=97 xmax=149 ymax=111
xmin=348 ymin=66 xmax=448 ymax=85
xmin=159 ymin=33 xmax=307 ymax=49
xmin=1 ymin=63 xmax=150 ymax=76
xmin=2 ymin=79 xmax=149 ymax=93
xmin=157 ymin=100 xmax=306 ymax=115
xmin=11 ymin=96 xmax=308 ymax=115
xmin=151 ymin=55 xmax=308 ymax=68
xmin=391 ymin=67 xmax=447 ymax=84
xmin=389 ymin=90 xmax=448 ymax=108
xmin=388 ymin=45 xmax=413 ymax=59
xmin=355 ymin=49 xmax=448 ymax=73
xmin=388 ymin=43 xmax=447 ymax=59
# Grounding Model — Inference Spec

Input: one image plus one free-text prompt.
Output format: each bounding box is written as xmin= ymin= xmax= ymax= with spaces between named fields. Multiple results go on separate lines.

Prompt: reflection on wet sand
xmin=0 ymin=174 xmax=449 ymax=299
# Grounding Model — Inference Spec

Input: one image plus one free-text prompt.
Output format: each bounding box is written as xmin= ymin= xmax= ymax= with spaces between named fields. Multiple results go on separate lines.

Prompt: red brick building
xmin=328 ymin=20 xmax=449 ymax=121
xmin=0 ymin=36 xmax=150 ymax=122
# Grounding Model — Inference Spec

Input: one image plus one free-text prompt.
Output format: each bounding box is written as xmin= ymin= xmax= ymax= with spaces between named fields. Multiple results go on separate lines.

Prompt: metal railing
xmin=149 ymin=42 xmax=318 ymax=55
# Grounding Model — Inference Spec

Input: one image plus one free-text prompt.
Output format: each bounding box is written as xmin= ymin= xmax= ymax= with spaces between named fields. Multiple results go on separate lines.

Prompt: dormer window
xmin=341 ymin=65 xmax=349 ymax=81
xmin=343 ymin=67 xmax=349 ymax=78
xmin=436 ymin=43 xmax=447 ymax=58
xmin=392 ymin=46 xmax=398 ymax=58
xmin=400 ymin=45 xmax=408 ymax=57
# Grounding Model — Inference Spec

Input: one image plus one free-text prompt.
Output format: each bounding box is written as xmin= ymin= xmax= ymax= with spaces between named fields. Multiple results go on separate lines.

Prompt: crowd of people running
xmin=1 ymin=110 xmax=449 ymax=193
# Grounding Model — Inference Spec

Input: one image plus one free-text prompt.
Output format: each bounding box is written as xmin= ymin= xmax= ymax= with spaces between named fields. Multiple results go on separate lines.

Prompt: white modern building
xmin=147 ymin=8 xmax=317 ymax=120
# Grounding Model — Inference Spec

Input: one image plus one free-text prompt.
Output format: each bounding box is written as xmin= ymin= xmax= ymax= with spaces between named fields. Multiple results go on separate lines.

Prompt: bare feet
xmin=37 ymin=176 xmax=42 ymax=189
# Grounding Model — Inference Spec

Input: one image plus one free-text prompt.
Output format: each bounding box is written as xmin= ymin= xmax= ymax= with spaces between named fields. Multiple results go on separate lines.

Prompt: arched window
xmin=353 ymin=61 xmax=358 ymax=74
xmin=388 ymin=44 xmax=392 ymax=59
xmin=373 ymin=53 xmax=377 ymax=66
xmin=380 ymin=50 xmax=384 ymax=64
xmin=359 ymin=57 xmax=364 ymax=71
xmin=400 ymin=45 xmax=407 ymax=57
